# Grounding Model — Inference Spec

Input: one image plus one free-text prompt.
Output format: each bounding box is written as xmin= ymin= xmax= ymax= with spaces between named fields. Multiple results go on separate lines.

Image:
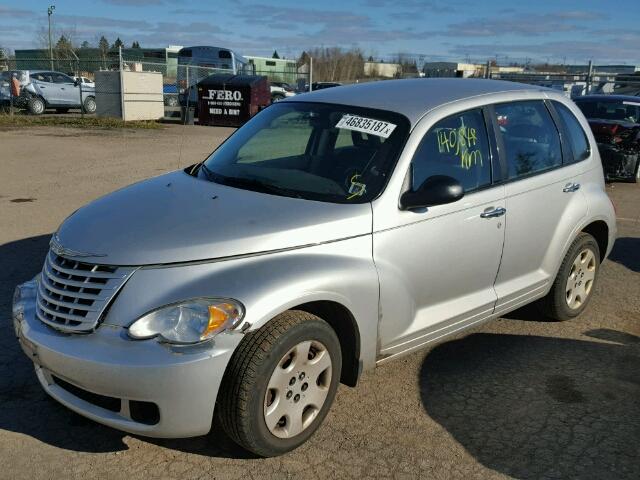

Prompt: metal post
xmin=309 ymin=56 xmax=313 ymax=91
xmin=586 ymin=60 xmax=593 ymax=95
xmin=9 ymin=73 xmax=14 ymax=117
xmin=48 ymin=5 xmax=55 ymax=71
xmin=485 ymin=60 xmax=491 ymax=79
xmin=79 ymin=79 xmax=84 ymax=119
xmin=119 ymin=46 xmax=125 ymax=120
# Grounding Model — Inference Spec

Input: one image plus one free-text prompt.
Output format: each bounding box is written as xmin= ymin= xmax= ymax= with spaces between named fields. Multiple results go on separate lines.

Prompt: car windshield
xmin=576 ymin=99 xmax=640 ymax=124
xmin=199 ymin=102 xmax=410 ymax=203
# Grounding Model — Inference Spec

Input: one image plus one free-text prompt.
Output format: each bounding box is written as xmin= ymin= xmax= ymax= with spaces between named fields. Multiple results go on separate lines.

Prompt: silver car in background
xmin=13 ymin=79 xmax=616 ymax=457
xmin=20 ymin=70 xmax=96 ymax=114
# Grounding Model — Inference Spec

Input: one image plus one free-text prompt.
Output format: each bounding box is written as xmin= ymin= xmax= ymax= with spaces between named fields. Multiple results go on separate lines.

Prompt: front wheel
xmin=217 ymin=310 xmax=341 ymax=457
xmin=539 ymin=232 xmax=600 ymax=321
xmin=28 ymin=96 xmax=45 ymax=115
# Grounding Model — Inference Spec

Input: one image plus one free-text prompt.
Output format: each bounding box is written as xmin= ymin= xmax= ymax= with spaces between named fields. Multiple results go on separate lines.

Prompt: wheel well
xmin=582 ymin=221 xmax=609 ymax=262
xmin=296 ymin=301 xmax=361 ymax=387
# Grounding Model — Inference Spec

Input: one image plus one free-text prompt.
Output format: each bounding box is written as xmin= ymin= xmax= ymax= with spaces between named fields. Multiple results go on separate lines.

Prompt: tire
xmin=633 ymin=158 xmax=640 ymax=184
xmin=271 ymin=93 xmax=285 ymax=104
xmin=165 ymin=95 xmax=179 ymax=107
xmin=28 ymin=96 xmax=45 ymax=115
xmin=217 ymin=310 xmax=342 ymax=457
xmin=83 ymin=96 xmax=96 ymax=114
xmin=56 ymin=108 xmax=69 ymax=114
xmin=538 ymin=232 xmax=600 ymax=321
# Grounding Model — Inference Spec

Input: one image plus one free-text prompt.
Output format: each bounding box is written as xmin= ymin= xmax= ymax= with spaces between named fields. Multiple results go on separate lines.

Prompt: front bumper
xmin=14 ymin=297 xmax=243 ymax=438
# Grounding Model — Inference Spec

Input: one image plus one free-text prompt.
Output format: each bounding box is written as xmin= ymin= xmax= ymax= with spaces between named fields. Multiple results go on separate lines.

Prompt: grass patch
xmin=0 ymin=114 xmax=162 ymax=130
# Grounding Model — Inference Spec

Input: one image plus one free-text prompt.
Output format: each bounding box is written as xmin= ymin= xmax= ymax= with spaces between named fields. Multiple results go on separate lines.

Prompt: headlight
xmin=128 ymin=298 xmax=244 ymax=344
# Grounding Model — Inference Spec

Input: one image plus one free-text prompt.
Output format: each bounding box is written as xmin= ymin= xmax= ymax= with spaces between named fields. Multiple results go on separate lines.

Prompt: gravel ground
xmin=0 ymin=125 xmax=638 ymax=480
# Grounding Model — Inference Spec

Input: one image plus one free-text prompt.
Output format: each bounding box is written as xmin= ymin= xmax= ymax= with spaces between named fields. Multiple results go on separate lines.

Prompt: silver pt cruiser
xmin=13 ymin=79 xmax=616 ymax=457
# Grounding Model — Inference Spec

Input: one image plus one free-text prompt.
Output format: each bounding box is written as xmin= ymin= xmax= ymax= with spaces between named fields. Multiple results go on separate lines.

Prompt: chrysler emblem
xmin=50 ymin=234 xmax=107 ymax=258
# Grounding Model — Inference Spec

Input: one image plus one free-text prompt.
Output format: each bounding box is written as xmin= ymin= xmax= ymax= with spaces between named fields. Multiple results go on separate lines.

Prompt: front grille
xmin=36 ymin=251 xmax=135 ymax=332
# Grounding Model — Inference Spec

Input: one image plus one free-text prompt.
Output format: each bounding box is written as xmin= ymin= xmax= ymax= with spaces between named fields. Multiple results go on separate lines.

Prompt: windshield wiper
xmin=200 ymin=167 xmax=303 ymax=199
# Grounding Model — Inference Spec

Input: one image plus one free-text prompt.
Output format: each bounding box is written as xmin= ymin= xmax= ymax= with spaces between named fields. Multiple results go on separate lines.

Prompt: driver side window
xmin=411 ymin=109 xmax=492 ymax=192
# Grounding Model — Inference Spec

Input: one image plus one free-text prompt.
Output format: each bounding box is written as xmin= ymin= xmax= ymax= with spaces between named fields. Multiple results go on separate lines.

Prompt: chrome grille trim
xmin=36 ymin=251 xmax=136 ymax=332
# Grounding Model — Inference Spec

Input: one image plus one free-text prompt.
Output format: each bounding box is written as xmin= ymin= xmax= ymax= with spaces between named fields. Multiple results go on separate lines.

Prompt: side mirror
xmin=400 ymin=175 xmax=464 ymax=210
xmin=74 ymin=79 xmax=80 ymax=87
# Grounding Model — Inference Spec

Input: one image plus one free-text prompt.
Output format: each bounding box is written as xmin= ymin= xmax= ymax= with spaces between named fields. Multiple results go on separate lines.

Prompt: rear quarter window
xmin=553 ymin=102 xmax=590 ymax=163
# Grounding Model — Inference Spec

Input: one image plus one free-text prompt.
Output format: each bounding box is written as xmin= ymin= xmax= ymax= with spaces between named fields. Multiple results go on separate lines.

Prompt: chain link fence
xmin=3 ymin=56 xmax=638 ymax=120
xmin=490 ymin=71 xmax=640 ymax=98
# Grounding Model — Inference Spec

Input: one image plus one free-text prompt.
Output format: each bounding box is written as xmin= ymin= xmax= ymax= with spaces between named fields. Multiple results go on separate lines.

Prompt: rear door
xmin=31 ymin=72 xmax=62 ymax=104
xmin=491 ymin=100 xmax=588 ymax=315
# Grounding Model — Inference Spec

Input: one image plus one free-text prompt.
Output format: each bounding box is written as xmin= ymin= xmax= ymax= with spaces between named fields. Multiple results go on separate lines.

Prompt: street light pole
xmin=48 ymin=5 xmax=55 ymax=70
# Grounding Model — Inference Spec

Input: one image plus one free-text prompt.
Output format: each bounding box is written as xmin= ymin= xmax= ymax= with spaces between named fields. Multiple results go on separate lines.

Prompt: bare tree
xmin=306 ymin=47 xmax=365 ymax=82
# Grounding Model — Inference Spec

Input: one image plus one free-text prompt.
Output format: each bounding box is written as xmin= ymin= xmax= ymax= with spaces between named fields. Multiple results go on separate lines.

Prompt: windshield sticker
xmin=336 ymin=115 xmax=397 ymax=138
xmin=436 ymin=119 xmax=483 ymax=170
xmin=347 ymin=174 xmax=367 ymax=200
xmin=623 ymin=101 xmax=640 ymax=107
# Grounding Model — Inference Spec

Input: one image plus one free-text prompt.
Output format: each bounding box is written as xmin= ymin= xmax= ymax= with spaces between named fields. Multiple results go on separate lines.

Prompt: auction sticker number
xmin=336 ymin=115 xmax=397 ymax=138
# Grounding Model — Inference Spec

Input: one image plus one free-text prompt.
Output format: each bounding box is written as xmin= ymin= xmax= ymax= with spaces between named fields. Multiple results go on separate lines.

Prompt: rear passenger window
xmin=494 ymin=101 xmax=562 ymax=179
xmin=411 ymin=108 xmax=491 ymax=192
xmin=553 ymin=102 xmax=590 ymax=163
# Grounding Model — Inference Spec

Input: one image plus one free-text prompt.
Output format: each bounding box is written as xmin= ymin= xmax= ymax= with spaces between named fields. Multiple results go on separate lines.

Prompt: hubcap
xmin=34 ymin=100 xmax=44 ymax=113
xmin=565 ymin=248 xmax=596 ymax=310
xmin=264 ymin=340 xmax=332 ymax=439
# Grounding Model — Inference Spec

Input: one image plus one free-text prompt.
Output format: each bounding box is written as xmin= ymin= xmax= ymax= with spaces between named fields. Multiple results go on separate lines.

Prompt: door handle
xmin=480 ymin=207 xmax=506 ymax=218
xmin=563 ymin=182 xmax=580 ymax=193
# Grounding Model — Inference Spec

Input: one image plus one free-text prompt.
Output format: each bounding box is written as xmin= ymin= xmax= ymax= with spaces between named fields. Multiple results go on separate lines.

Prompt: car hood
xmin=55 ymin=170 xmax=372 ymax=266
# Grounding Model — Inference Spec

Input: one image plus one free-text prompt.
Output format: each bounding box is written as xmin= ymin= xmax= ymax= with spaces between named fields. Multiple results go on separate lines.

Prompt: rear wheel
xmin=539 ymin=232 xmax=600 ymax=321
xmin=271 ymin=93 xmax=285 ymax=103
xmin=217 ymin=310 xmax=341 ymax=457
xmin=28 ymin=97 xmax=45 ymax=115
xmin=83 ymin=96 xmax=96 ymax=114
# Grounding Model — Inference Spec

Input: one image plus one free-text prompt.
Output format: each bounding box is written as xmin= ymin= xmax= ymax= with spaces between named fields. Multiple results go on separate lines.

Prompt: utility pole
xmin=48 ymin=5 xmax=55 ymax=70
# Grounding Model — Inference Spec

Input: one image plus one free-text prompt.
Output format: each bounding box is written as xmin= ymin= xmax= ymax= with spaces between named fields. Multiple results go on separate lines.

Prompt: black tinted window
xmin=553 ymin=102 xmax=590 ymax=163
xmin=575 ymin=99 xmax=640 ymax=123
xmin=494 ymin=101 xmax=562 ymax=179
xmin=412 ymin=108 xmax=491 ymax=192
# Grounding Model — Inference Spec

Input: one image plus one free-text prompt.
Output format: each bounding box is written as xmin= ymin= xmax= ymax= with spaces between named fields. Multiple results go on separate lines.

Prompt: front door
xmin=51 ymin=73 xmax=79 ymax=106
xmin=374 ymin=107 xmax=506 ymax=359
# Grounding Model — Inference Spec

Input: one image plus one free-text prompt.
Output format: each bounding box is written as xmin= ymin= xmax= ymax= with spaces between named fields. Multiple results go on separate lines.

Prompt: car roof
xmin=575 ymin=94 xmax=640 ymax=102
xmin=284 ymin=78 xmax=548 ymax=126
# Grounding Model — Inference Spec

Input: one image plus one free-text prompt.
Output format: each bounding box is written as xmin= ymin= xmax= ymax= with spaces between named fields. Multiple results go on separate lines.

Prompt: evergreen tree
xmin=98 ymin=36 xmax=109 ymax=55
xmin=131 ymin=41 xmax=140 ymax=48
xmin=272 ymin=50 xmax=280 ymax=59
xmin=112 ymin=37 xmax=124 ymax=49
xmin=55 ymin=35 xmax=73 ymax=52
xmin=80 ymin=40 xmax=91 ymax=49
